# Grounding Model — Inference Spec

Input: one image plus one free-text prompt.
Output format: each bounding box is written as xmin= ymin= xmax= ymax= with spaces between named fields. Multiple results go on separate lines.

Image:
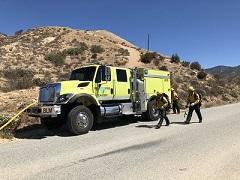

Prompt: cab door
xmin=95 ymin=66 xmax=114 ymax=101
xmin=113 ymin=68 xmax=131 ymax=100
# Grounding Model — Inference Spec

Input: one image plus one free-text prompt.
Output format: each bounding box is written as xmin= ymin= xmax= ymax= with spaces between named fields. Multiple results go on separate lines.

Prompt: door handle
xmin=111 ymin=88 xmax=113 ymax=94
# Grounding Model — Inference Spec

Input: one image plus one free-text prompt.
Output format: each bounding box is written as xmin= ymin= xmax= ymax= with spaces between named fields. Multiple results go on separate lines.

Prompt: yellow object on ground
xmin=0 ymin=102 xmax=36 ymax=131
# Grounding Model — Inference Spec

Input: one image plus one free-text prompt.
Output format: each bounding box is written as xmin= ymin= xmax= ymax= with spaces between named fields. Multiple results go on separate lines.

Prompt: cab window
xmin=95 ymin=66 xmax=111 ymax=83
xmin=116 ymin=69 xmax=127 ymax=82
xmin=70 ymin=66 xmax=96 ymax=81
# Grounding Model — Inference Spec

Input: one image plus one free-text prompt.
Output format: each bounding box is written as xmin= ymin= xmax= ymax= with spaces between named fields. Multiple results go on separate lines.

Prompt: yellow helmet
xmin=188 ymin=86 xmax=195 ymax=91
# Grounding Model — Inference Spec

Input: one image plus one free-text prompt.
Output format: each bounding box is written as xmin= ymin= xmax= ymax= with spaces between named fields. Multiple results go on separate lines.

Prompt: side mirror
xmin=105 ymin=66 xmax=111 ymax=82
xmin=95 ymin=66 xmax=111 ymax=83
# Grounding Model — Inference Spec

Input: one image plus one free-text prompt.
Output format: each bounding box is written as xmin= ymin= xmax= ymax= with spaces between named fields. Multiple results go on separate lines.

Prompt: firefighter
xmin=171 ymin=88 xmax=180 ymax=114
xmin=155 ymin=92 xmax=170 ymax=129
xmin=185 ymin=86 xmax=202 ymax=124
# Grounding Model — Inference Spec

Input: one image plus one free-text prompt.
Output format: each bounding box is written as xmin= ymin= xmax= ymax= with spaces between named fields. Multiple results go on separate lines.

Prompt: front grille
xmin=39 ymin=83 xmax=61 ymax=102
xmin=28 ymin=107 xmax=41 ymax=114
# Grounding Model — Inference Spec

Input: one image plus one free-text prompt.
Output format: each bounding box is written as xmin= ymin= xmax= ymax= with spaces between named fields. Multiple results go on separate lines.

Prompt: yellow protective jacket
xmin=188 ymin=92 xmax=200 ymax=105
xmin=156 ymin=96 xmax=168 ymax=109
xmin=171 ymin=91 xmax=179 ymax=101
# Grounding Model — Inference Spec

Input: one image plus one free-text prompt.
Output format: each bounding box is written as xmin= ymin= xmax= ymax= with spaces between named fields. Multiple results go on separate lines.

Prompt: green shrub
xmin=63 ymin=47 xmax=84 ymax=56
xmin=230 ymin=91 xmax=238 ymax=99
xmin=114 ymin=59 xmax=128 ymax=66
xmin=153 ymin=55 xmax=165 ymax=66
xmin=171 ymin=53 xmax=180 ymax=63
xmin=78 ymin=42 xmax=88 ymax=51
xmin=181 ymin=61 xmax=190 ymax=67
xmin=118 ymin=48 xmax=130 ymax=56
xmin=222 ymin=95 xmax=230 ymax=102
xmin=153 ymin=59 xmax=160 ymax=66
xmin=197 ymin=71 xmax=207 ymax=80
xmin=90 ymin=45 xmax=104 ymax=53
xmin=159 ymin=65 xmax=168 ymax=71
xmin=62 ymin=42 xmax=88 ymax=56
xmin=190 ymin=71 xmax=196 ymax=76
xmin=3 ymin=68 xmax=34 ymax=91
xmin=158 ymin=55 xmax=165 ymax=61
xmin=91 ymin=53 xmax=97 ymax=59
xmin=33 ymin=78 xmax=52 ymax=87
xmin=45 ymin=52 xmax=65 ymax=66
xmin=140 ymin=52 xmax=157 ymax=63
xmin=81 ymin=56 xmax=87 ymax=61
xmin=190 ymin=61 xmax=201 ymax=70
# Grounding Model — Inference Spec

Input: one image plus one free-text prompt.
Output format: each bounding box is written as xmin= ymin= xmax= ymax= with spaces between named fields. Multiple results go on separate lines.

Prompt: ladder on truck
xmin=132 ymin=68 xmax=146 ymax=114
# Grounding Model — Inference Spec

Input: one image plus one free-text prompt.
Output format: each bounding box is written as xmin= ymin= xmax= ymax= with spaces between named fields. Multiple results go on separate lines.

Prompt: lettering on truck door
xmin=95 ymin=66 xmax=114 ymax=101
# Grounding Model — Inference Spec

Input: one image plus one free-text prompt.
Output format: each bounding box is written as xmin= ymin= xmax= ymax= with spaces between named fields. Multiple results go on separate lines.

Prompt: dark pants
xmin=172 ymin=100 xmax=180 ymax=114
xmin=157 ymin=110 xmax=170 ymax=127
xmin=185 ymin=104 xmax=202 ymax=123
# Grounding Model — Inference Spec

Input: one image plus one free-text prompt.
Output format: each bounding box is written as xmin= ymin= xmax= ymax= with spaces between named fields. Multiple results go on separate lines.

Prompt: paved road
xmin=1 ymin=103 xmax=240 ymax=180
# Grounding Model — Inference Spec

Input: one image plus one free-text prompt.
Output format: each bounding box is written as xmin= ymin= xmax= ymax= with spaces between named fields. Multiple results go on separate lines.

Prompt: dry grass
xmin=0 ymin=115 xmax=19 ymax=139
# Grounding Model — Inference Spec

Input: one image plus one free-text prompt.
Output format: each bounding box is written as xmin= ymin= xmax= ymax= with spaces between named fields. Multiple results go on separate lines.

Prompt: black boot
xmin=166 ymin=121 xmax=170 ymax=126
xmin=155 ymin=125 xmax=161 ymax=129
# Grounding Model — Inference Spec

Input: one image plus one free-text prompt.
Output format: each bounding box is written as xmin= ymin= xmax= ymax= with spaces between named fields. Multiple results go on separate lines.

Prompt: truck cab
xmin=28 ymin=65 xmax=171 ymax=135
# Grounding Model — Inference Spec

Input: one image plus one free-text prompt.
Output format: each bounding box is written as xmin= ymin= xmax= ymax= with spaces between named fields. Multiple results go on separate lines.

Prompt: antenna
xmin=147 ymin=33 xmax=150 ymax=51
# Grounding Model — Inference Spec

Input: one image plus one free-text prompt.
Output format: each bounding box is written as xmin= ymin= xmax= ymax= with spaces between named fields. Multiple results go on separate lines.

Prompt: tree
xmin=190 ymin=61 xmax=202 ymax=71
xmin=140 ymin=52 xmax=157 ymax=63
xmin=15 ymin=29 xmax=23 ymax=36
xmin=171 ymin=53 xmax=180 ymax=63
xmin=197 ymin=71 xmax=207 ymax=80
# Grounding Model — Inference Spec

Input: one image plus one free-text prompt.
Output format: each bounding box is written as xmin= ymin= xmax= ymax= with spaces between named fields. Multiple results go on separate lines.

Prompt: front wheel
xmin=67 ymin=105 xmax=94 ymax=135
xmin=143 ymin=100 xmax=160 ymax=121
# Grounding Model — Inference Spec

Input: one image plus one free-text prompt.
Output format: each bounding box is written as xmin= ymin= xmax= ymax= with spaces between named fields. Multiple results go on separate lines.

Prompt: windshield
xmin=70 ymin=66 xmax=96 ymax=81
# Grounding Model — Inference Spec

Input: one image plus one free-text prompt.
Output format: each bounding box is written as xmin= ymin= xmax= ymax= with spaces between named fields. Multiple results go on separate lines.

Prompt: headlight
xmin=57 ymin=93 xmax=74 ymax=103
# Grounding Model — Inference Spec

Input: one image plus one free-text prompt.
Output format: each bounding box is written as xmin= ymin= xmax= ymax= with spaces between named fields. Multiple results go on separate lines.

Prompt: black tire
xmin=143 ymin=100 xmax=160 ymax=121
xmin=40 ymin=117 xmax=63 ymax=129
xmin=67 ymin=105 xmax=94 ymax=135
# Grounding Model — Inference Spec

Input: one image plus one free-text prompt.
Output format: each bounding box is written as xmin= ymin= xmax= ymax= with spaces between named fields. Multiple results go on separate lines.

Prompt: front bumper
xmin=27 ymin=105 xmax=61 ymax=117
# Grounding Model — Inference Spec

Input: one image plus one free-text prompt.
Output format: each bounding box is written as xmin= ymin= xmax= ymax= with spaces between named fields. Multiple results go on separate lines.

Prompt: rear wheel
xmin=143 ymin=100 xmax=160 ymax=121
xmin=67 ymin=105 xmax=94 ymax=135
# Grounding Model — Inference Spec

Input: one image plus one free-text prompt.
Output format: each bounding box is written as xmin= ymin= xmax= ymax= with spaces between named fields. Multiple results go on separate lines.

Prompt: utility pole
xmin=147 ymin=33 xmax=150 ymax=51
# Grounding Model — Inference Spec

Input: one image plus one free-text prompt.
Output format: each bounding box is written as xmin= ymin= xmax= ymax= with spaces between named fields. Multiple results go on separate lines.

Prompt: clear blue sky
xmin=0 ymin=0 xmax=240 ymax=68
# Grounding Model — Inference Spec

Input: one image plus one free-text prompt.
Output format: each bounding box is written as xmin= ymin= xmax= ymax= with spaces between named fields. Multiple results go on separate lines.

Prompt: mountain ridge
xmin=206 ymin=65 xmax=240 ymax=78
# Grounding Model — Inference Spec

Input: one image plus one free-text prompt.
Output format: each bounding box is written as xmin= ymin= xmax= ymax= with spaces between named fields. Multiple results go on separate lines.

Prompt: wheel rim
xmin=151 ymin=104 xmax=159 ymax=118
xmin=76 ymin=112 xmax=89 ymax=129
